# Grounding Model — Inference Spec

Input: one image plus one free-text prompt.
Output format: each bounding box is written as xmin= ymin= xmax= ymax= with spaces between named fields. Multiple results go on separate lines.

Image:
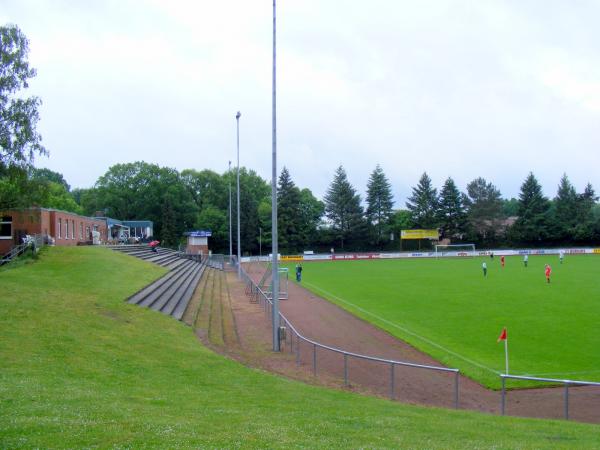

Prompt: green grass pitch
xmin=285 ymin=255 xmax=600 ymax=389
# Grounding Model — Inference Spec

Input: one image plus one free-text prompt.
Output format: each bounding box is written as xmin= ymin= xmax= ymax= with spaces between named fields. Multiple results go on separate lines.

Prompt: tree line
xmin=2 ymin=161 xmax=599 ymax=253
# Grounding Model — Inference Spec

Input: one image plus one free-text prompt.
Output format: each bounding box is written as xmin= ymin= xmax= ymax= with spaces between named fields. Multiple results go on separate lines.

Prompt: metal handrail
xmin=501 ymin=374 xmax=600 ymax=385
xmin=1 ymin=234 xmax=44 ymax=265
xmin=239 ymin=265 xmax=460 ymax=408
xmin=500 ymin=374 xmax=600 ymax=420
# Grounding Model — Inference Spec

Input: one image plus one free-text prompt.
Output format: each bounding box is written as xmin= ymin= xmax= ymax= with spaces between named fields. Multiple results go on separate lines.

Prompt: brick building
xmin=0 ymin=207 xmax=108 ymax=255
xmin=184 ymin=230 xmax=211 ymax=256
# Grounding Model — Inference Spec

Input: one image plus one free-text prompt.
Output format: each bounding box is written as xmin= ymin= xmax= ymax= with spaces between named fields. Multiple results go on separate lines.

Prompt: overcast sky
xmin=3 ymin=0 xmax=600 ymax=206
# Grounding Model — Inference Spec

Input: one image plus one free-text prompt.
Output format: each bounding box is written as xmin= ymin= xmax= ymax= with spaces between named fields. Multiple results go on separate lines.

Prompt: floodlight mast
xmin=271 ymin=0 xmax=280 ymax=352
xmin=236 ymin=111 xmax=241 ymax=278
xmin=228 ymin=160 xmax=232 ymax=262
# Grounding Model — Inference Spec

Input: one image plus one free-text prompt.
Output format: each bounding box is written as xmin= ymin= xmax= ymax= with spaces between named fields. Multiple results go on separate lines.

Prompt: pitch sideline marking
xmin=303 ymin=281 xmax=500 ymax=375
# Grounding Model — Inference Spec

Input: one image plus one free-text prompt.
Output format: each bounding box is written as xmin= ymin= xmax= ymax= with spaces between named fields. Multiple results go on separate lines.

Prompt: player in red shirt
xmin=545 ymin=264 xmax=552 ymax=283
xmin=500 ymin=255 xmax=505 ymax=268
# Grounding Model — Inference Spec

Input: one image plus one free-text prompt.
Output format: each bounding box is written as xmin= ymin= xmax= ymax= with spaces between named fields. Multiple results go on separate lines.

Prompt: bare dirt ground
xmin=214 ymin=264 xmax=600 ymax=424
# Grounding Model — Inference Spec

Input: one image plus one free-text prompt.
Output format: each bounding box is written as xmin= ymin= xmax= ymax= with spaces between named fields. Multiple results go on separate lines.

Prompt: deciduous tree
xmin=463 ymin=177 xmax=504 ymax=244
xmin=0 ymin=25 xmax=46 ymax=171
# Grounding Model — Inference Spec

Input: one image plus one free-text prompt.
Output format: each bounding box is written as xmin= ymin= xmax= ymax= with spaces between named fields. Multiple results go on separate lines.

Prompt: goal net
xmin=258 ymin=263 xmax=289 ymax=300
xmin=435 ymin=243 xmax=476 ymax=258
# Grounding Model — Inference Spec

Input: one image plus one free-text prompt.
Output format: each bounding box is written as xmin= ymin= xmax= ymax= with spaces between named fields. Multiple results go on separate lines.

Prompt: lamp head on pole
xmin=236 ymin=111 xmax=241 ymax=120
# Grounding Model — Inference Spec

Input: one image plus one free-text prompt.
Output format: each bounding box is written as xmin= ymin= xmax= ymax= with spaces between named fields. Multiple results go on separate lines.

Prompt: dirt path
xmin=220 ymin=265 xmax=600 ymax=424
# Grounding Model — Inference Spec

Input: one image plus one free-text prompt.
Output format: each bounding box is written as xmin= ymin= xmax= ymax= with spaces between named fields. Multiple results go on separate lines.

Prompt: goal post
xmin=435 ymin=243 xmax=476 ymax=258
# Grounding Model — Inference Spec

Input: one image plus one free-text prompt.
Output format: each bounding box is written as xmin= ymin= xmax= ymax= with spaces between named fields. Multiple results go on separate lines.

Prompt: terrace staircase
xmin=109 ymin=245 xmax=207 ymax=321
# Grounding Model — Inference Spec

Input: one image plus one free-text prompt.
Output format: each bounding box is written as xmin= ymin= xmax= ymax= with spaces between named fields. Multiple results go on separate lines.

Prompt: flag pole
xmin=497 ymin=327 xmax=508 ymax=375
xmin=504 ymin=337 xmax=509 ymax=375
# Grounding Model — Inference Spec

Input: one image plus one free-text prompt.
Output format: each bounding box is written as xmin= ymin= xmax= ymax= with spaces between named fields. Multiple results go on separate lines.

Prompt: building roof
xmin=0 ymin=206 xmax=106 ymax=222
xmin=123 ymin=220 xmax=153 ymax=227
xmin=184 ymin=230 xmax=212 ymax=237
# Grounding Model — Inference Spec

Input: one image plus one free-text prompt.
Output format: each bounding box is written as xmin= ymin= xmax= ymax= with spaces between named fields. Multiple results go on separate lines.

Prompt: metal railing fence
xmin=0 ymin=234 xmax=44 ymax=266
xmin=501 ymin=374 xmax=600 ymax=420
xmin=207 ymin=253 xmax=225 ymax=270
xmin=239 ymin=264 xmax=461 ymax=408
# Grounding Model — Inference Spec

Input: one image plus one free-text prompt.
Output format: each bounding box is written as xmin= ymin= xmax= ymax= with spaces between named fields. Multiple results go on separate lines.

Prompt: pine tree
xmin=463 ymin=177 xmax=504 ymax=243
xmin=366 ymin=165 xmax=394 ymax=248
xmin=511 ymin=172 xmax=550 ymax=243
xmin=324 ymin=166 xmax=365 ymax=250
xmin=406 ymin=172 xmax=438 ymax=228
xmin=298 ymin=188 xmax=324 ymax=250
xmin=277 ymin=167 xmax=302 ymax=253
xmin=552 ymin=174 xmax=578 ymax=242
xmin=437 ymin=177 xmax=467 ymax=241
xmin=574 ymin=182 xmax=598 ymax=242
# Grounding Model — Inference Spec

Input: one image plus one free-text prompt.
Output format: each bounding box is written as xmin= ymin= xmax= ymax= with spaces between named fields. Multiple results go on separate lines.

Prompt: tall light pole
xmin=228 ymin=160 xmax=232 ymax=262
xmin=236 ymin=111 xmax=242 ymax=278
xmin=271 ymin=0 xmax=280 ymax=351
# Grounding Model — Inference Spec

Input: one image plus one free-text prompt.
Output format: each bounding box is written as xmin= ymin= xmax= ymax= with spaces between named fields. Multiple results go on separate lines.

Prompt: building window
xmin=72 ymin=220 xmax=75 ymax=239
xmin=0 ymin=215 xmax=12 ymax=239
xmin=65 ymin=219 xmax=69 ymax=239
xmin=80 ymin=222 xmax=83 ymax=240
xmin=58 ymin=218 xmax=62 ymax=239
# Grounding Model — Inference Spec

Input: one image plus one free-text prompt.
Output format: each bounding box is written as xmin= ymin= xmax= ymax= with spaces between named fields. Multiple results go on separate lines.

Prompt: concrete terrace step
xmin=109 ymin=245 xmax=148 ymax=253
xmin=132 ymin=261 xmax=198 ymax=307
xmin=145 ymin=253 xmax=182 ymax=266
xmin=147 ymin=262 xmax=202 ymax=312
xmin=137 ymin=249 xmax=174 ymax=260
xmin=110 ymin=245 xmax=207 ymax=321
xmin=173 ymin=265 xmax=207 ymax=320
xmin=164 ymin=258 xmax=190 ymax=270
xmin=162 ymin=264 xmax=206 ymax=318
xmin=127 ymin=260 xmax=197 ymax=305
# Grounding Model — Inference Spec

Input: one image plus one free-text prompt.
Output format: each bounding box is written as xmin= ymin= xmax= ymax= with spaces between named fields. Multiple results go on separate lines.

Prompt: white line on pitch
xmin=303 ymin=281 xmax=499 ymax=375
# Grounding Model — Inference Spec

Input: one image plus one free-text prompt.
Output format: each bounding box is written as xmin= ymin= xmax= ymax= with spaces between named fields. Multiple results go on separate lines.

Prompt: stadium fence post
xmin=344 ymin=354 xmax=348 ymax=386
xmin=454 ymin=372 xmax=459 ymax=409
xmin=564 ymin=383 xmax=569 ymax=420
xmin=501 ymin=376 xmax=506 ymax=415
xmin=389 ymin=363 xmax=395 ymax=399
xmin=296 ymin=335 xmax=300 ymax=365
xmin=313 ymin=344 xmax=317 ymax=376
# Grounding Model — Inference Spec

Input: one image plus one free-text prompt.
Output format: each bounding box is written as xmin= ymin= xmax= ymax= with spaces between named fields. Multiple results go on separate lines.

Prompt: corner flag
xmin=497 ymin=327 xmax=508 ymax=374
xmin=497 ymin=327 xmax=507 ymax=342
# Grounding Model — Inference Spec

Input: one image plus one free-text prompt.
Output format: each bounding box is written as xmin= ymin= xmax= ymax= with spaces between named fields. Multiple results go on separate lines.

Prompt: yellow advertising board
xmin=281 ymin=255 xmax=304 ymax=261
xmin=593 ymin=249 xmax=600 ymax=254
xmin=401 ymin=229 xmax=439 ymax=240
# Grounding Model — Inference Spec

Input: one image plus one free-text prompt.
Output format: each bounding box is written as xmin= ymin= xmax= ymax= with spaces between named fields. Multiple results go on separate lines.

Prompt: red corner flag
xmin=497 ymin=327 xmax=509 ymax=374
xmin=497 ymin=327 xmax=507 ymax=342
